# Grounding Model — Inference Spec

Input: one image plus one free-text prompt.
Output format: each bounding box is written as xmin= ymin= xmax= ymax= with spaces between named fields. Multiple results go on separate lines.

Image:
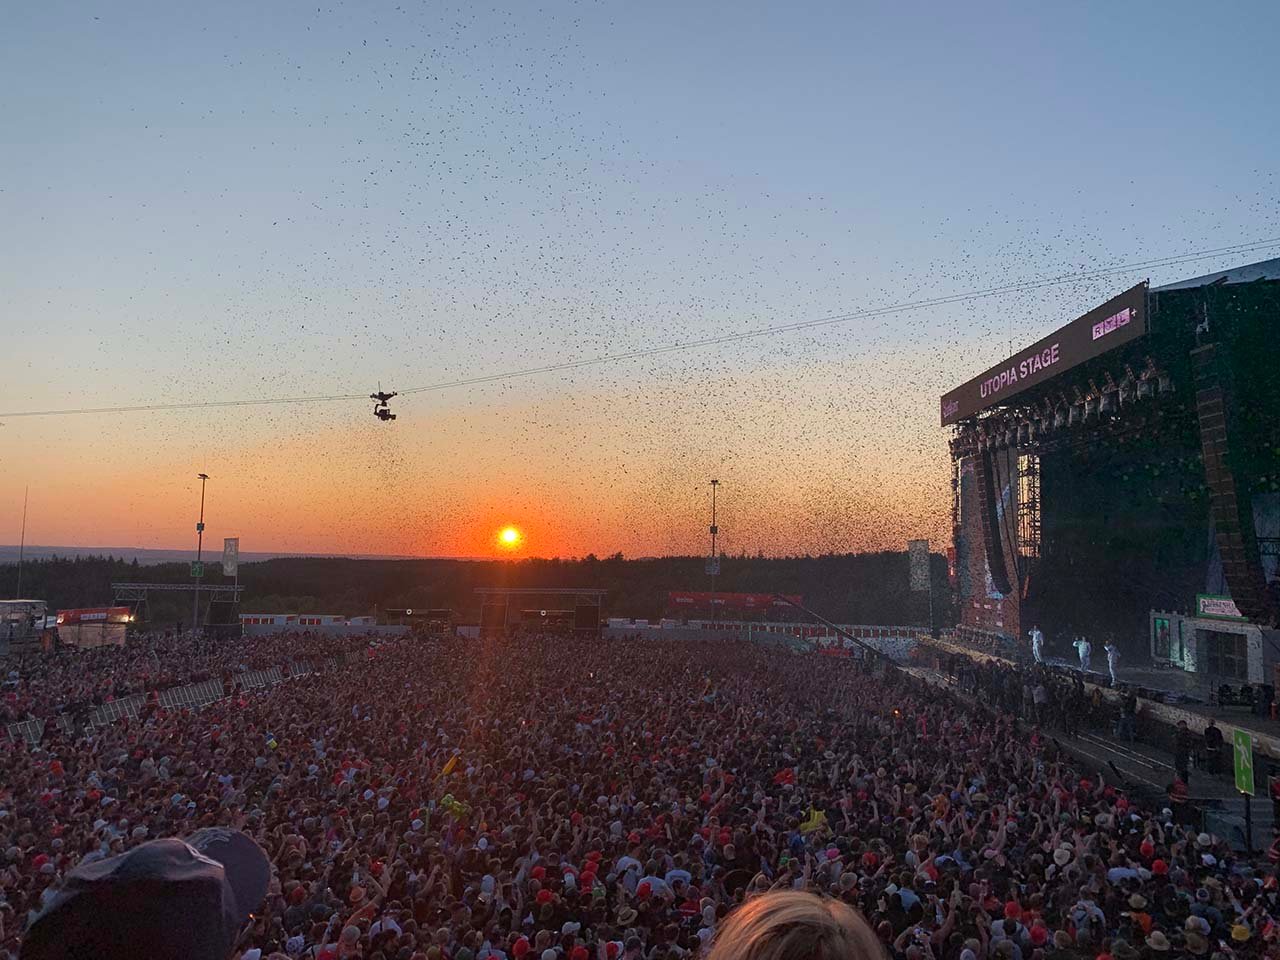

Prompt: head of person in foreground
xmin=708 ymin=891 xmax=884 ymax=960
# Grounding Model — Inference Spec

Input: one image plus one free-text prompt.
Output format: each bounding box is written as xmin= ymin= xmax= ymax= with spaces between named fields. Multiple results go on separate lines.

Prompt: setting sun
xmin=498 ymin=526 xmax=523 ymax=549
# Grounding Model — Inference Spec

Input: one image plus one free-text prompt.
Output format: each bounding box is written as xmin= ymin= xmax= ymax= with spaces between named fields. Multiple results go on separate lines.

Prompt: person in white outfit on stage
xmin=1104 ymin=639 xmax=1120 ymax=686
xmin=1073 ymin=635 xmax=1092 ymax=674
xmin=1028 ymin=625 xmax=1044 ymax=664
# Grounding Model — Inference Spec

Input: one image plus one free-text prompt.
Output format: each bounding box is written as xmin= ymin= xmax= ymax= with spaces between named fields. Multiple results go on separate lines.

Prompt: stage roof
xmin=1152 ymin=256 xmax=1280 ymax=291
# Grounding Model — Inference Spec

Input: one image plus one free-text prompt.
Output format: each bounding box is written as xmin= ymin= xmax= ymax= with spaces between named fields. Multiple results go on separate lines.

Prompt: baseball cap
xmin=21 ymin=830 xmax=270 ymax=960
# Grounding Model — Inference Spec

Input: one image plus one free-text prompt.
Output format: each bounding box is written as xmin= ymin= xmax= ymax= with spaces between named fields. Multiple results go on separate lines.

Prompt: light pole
xmin=709 ymin=479 xmax=719 ymax=628
xmin=15 ymin=486 xmax=28 ymax=599
xmin=193 ymin=473 xmax=209 ymax=634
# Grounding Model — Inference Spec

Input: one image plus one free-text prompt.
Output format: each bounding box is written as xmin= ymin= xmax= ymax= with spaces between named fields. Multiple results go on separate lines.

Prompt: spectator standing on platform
xmin=1104 ymin=638 xmax=1120 ymax=686
xmin=1074 ymin=635 xmax=1092 ymax=674
xmin=1117 ymin=685 xmax=1138 ymax=741
xmin=1174 ymin=719 xmax=1194 ymax=783
xmin=1029 ymin=624 xmax=1044 ymax=664
xmin=1033 ymin=676 xmax=1049 ymax=726
xmin=1064 ymin=681 xmax=1084 ymax=738
xmin=1204 ymin=718 xmax=1225 ymax=775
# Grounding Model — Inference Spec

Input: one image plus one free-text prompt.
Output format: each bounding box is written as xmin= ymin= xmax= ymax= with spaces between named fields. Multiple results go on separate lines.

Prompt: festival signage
xmin=223 ymin=537 xmax=240 ymax=577
xmin=940 ymin=283 xmax=1148 ymax=426
xmin=1197 ymin=593 xmax=1248 ymax=622
xmin=55 ymin=607 xmax=131 ymax=625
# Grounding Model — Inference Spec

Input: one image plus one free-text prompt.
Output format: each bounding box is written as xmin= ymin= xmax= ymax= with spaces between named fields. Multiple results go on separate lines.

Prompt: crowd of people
xmin=941 ymin=654 xmax=1119 ymax=739
xmin=3 ymin=630 xmax=1280 ymax=960
xmin=1 ymin=631 xmax=364 ymax=726
xmin=933 ymin=642 xmax=1244 ymax=792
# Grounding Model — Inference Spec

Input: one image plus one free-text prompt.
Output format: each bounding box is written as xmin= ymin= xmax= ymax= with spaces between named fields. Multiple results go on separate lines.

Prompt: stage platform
xmin=908 ymin=661 xmax=1274 ymax=849
xmin=922 ymin=634 xmax=1280 ymax=763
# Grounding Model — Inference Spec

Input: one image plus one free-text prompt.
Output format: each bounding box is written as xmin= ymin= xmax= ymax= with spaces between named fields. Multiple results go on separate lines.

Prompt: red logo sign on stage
xmin=1091 ymin=306 xmax=1133 ymax=341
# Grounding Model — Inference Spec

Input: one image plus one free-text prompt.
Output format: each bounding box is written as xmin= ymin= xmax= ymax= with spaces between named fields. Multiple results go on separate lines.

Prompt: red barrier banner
xmin=667 ymin=592 xmax=803 ymax=609
xmin=56 ymin=607 xmax=131 ymax=625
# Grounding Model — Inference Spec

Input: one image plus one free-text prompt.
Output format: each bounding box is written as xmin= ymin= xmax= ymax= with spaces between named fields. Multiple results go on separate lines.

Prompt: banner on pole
xmin=222 ymin=538 xmax=240 ymax=577
xmin=908 ymin=539 xmax=931 ymax=592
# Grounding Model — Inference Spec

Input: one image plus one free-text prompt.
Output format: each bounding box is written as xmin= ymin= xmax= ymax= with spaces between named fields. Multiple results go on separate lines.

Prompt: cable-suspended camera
xmin=370 ymin=390 xmax=398 ymax=422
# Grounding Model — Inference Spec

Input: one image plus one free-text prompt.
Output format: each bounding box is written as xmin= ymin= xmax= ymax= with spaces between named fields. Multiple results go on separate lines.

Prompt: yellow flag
xmin=441 ymin=753 xmax=461 ymax=778
xmin=799 ymin=806 xmax=828 ymax=834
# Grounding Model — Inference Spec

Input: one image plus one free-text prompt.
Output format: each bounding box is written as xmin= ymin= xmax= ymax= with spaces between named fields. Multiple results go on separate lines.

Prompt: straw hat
xmin=1145 ymin=931 xmax=1171 ymax=952
xmin=1184 ymin=932 xmax=1209 ymax=955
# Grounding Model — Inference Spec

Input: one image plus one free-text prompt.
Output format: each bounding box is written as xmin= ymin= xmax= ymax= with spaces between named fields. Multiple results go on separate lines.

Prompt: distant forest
xmin=0 ymin=552 xmax=951 ymax=627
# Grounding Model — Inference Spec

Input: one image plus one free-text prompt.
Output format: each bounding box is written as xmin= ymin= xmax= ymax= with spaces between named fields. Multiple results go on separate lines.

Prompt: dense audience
xmin=2 ymin=631 xmax=1278 ymax=960
xmin=1 ymin=631 xmax=363 ymax=725
xmin=928 ymin=644 xmax=1223 ymax=785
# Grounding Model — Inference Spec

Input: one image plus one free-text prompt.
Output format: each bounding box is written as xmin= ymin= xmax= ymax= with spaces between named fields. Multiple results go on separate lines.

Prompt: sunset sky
xmin=3 ymin=0 xmax=1278 ymax=558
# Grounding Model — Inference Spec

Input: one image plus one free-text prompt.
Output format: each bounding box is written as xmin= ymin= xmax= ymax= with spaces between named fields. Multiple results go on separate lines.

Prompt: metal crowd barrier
xmin=6 ymin=718 xmax=45 ymax=745
xmin=156 ymin=678 xmax=224 ymax=710
xmin=4 ymin=659 xmax=324 ymax=747
xmin=237 ymin=667 xmax=284 ymax=691
xmin=90 ymin=696 xmax=144 ymax=726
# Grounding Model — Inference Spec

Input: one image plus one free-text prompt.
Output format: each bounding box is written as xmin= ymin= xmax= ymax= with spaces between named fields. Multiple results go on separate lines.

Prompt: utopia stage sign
xmin=940 ymin=283 xmax=1148 ymax=426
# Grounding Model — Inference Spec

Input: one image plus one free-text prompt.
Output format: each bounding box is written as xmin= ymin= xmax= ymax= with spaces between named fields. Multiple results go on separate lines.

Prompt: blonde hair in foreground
xmin=707 ymin=891 xmax=885 ymax=960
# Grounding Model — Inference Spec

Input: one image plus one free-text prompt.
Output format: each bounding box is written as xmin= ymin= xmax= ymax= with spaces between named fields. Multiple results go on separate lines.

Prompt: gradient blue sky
xmin=2 ymin=0 xmax=1278 ymax=557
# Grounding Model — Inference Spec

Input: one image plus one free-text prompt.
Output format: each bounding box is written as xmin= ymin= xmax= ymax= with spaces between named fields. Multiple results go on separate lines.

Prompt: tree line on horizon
xmin=0 ymin=551 xmax=951 ymax=627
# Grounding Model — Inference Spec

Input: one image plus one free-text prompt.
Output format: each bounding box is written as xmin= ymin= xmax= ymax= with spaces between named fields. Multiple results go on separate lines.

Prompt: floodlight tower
xmin=192 ymin=473 xmax=209 ymax=634
xmin=709 ymin=479 xmax=720 ymax=628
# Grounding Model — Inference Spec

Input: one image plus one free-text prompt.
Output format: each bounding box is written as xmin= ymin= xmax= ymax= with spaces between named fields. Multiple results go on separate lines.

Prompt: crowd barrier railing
xmin=5 ymin=717 xmax=46 ymax=746
xmin=4 ymin=659 xmax=325 ymax=748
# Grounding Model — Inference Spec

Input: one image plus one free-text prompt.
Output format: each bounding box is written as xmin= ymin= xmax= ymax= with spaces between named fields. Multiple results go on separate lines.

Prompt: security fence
xmin=5 ymin=659 xmax=326 ymax=747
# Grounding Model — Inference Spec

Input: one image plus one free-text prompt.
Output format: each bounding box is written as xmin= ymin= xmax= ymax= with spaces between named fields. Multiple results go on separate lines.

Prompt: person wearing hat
xmin=1126 ymin=894 xmax=1153 ymax=936
xmin=20 ymin=828 xmax=271 ymax=960
xmin=1144 ymin=930 xmax=1171 ymax=953
xmin=1183 ymin=930 xmax=1209 ymax=955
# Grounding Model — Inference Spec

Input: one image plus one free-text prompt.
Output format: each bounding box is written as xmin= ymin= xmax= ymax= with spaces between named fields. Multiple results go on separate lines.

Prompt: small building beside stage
xmin=1150 ymin=596 xmax=1269 ymax=685
xmin=55 ymin=607 xmax=131 ymax=648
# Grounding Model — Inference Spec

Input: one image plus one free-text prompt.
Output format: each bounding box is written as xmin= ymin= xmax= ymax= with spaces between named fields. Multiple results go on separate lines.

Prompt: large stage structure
xmin=112 ymin=581 xmax=245 ymax=635
xmin=942 ymin=258 xmax=1280 ymax=682
xmin=474 ymin=587 xmax=606 ymax=637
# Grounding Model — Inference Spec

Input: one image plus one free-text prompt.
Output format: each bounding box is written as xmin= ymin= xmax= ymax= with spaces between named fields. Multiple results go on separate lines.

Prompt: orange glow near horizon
xmin=0 ymin=363 xmax=953 ymax=558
